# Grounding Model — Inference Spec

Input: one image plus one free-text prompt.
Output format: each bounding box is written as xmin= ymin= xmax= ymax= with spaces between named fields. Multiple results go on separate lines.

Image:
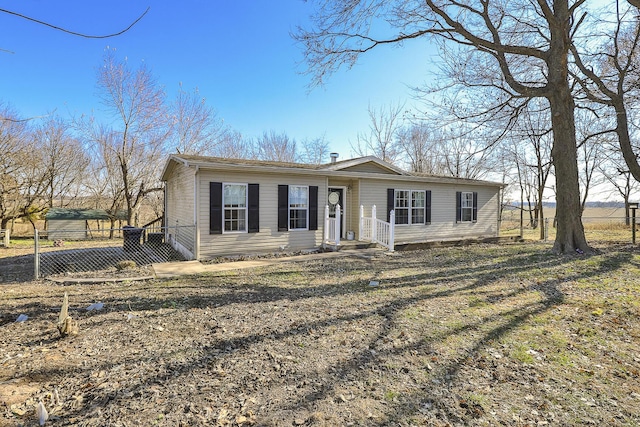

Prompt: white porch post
xmin=371 ymin=205 xmax=377 ymax=243
xmin=324 ymin=204 xmax=330 ymax=243
xmin=359 ymin=205 xmax=364 ymax=241
xmin=334 ymin=204 xmax=341 ymax=246
xmin=389 ymin=210 xmax=395 ymax=252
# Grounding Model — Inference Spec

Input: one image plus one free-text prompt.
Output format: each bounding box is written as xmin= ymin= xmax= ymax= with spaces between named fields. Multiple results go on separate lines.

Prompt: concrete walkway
xmin=151 ymin=248 xmax=385 ymax=279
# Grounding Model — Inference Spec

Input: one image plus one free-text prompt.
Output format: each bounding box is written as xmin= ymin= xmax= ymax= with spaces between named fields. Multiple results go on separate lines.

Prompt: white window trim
xmin=222 ymin=182 xmax=248 ymax=234
xmin=460 ymin=191 xmax=474 ymax=223
xmin=395 ymin=189 xmax=426 ymax=226
xmin=411 ymin=190 xmax=426 ymax=225
xmin=288 ymin=185 xmax=309 ymax=231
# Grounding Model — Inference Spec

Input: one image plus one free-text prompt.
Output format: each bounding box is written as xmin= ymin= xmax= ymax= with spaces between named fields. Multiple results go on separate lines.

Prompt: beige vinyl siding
xmin=164 ymin=163 xmax=196 ymax=256
xmin=198 ymin=170 xmax=326 ymax=258
xmin=358 ymin=179 xmax=500 ymax=243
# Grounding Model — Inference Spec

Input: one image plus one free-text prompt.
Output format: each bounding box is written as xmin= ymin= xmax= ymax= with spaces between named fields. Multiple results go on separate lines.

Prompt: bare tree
xmin=295 ymin=0 xmax=592 ymax=253
xmin=169 ymin=84 xmax=229 ymax=155
xmin=90 ymin=50 xmax=169 ymax=225
xmin=0 ymin=107 xmax=30 ymax=229
xmin=254 ymin=130 xmax=297 ymax=162
xmin=84 ymin=126 xmax=126 ymax=234
xmin=437 ymin=128 xmax=497 ymax=180
xmin=571 ymin=3 xmax=640 ymax=182
xmin=33 ymin=116 xmax=89 ymax=208
xmin=505 ymin=102 xmax=555 ymax=238
xmin=599 ymin=149 xmax=640 ymax=224
xmin=396 ymin=122 xmax=442 ymax=174
xmin=0 ymin=106 xmax=51 ymax=229
xmin=575 ymin=110 xmax=608 ymax=212
xmin=351 ymin=103 xmax=404 ymax=164
xmin=211 ymin=130 xmax=255 ymax=159
xmin=300 ymin=135 xmax=331 ymax=165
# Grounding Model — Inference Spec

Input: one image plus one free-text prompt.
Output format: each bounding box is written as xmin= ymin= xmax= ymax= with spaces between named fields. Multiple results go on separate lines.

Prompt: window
xmin=393 ymin=189 xmax=428 ymax=225
xmin=278 ymin=185 xmax=318 ymax=231
xmin=456 ymin=191 xmax=478 ymax=223
xmin=210 ymin=182 xmax=259 ymax=234
xmin=460 ymin=192 xmax=473 ymax=222
xmin=288 ymin=185 xmax=308 ymax=230
xmin=394 ymin=190 xmax=410 ymax=225
xmin=223 ymin=183 xmax=247 ymax=232
xmin=411 ymin=191 xmax=426 ymax=224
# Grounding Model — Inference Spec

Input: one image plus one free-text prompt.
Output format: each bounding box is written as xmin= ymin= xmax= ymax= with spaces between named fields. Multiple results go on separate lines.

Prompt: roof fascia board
xmin=186 ymin=159 xmax=503 ymax=187
xmin=328 ymin=170 xmax=505 ymax=187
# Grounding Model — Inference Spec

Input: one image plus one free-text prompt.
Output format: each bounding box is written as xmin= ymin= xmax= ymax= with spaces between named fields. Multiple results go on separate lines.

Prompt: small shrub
xmin=116 ymin=260 xmax=137 ymax=270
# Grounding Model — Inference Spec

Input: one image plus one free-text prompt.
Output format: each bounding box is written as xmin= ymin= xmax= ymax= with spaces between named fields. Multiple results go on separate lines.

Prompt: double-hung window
xmin=223 ymin=183 xmax=247 ymax=232
xmin=288 ymin=185 xmax=308 ymax=230
xmin=394 ymin=189 xmax=427 ymax=225
xmin=411 ymin=191 xmax=426 ymax=224
xmin=460 ymin=192 xmax=474 ymax=222
xmin=456 ymin=191 xmax=478 ymax=223
xmin=210 ymin=182 xmax=258 ymax=234
xmin=394 ymin=190 xmax=410 ymax=225
xmin=278 ymin=185 xmax=318 ymax=231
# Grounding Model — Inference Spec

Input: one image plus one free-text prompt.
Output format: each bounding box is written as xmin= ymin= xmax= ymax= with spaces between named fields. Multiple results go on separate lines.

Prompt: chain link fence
xmin=34 ymin=225 xmax=196 ymax=279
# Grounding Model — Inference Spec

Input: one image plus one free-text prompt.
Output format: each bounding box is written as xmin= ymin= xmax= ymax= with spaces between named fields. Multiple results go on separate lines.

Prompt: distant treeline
xmin=508 ymin=201 xmax=626 ymax=208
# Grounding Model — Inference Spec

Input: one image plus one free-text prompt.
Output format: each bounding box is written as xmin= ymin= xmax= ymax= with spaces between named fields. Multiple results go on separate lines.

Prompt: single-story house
xmin=160 ymin=154 xmax=505 ymax=259
xmin=45 ymin=208 xmax=127 ymax=240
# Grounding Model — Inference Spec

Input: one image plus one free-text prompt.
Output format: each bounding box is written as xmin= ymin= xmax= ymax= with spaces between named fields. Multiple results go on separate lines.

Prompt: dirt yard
xmin=1 ymin=241 xmax=640 ymax=426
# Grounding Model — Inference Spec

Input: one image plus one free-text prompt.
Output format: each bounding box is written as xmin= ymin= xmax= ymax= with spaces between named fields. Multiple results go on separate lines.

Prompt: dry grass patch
xmin=1 ymin=241 xmax=640 ymax=426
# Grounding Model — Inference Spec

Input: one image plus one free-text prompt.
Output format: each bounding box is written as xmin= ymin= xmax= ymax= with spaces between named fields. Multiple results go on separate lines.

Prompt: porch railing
xmin=324 ymin=204 xmax=341 ymax=247
xmin=359 ymin=205 xmax=395 ymax=251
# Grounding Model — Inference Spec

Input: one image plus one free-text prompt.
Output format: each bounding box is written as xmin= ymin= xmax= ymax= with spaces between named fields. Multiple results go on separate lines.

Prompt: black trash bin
xmin=123 ymin=226 xmax=143 ymax=252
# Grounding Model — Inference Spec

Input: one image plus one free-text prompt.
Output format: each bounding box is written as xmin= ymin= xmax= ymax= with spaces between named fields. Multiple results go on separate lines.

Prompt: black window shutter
xmin=472 ymin=191 xmax=478 ymax=223
xmin=309 ymin=186 xmax=318 ymax=230
xmin=278 ymin=185 xmax=289 ymax=231
xmin=426 ymin=190 xmax=432 ymax=224
xmin=455 ymin=191 xmax=462 ymax=223
xmin=209 ymin=182 xmax=223 ymax=234
xmin=248 ymin=183 xmax=259 ymax=233
xmin=387 ymin=188 xmax=395 ymax=222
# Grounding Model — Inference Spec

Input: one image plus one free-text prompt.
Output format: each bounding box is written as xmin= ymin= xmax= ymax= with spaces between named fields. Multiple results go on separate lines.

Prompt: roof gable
xmin=320 ymin=156 xmax=405 ymax=175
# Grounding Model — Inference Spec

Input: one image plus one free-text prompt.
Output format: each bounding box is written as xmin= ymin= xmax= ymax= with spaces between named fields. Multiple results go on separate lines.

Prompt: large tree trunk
xmin=548 ymin=89 xmax=589 ymax=254
xmin=547 ymin=0 xmax=590 ymax=254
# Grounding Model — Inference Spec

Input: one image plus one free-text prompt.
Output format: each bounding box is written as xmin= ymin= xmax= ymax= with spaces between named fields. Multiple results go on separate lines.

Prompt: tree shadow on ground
xmin=2 ymin=243 xmax=637 ymax=425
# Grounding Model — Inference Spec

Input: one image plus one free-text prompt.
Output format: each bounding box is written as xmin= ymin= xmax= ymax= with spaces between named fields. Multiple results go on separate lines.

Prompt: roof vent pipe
xmin=330 ymin=152 xmax=339 ymax=164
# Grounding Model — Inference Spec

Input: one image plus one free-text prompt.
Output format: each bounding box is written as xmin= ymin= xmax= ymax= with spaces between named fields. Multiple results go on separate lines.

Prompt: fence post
xmin=34 ymin=229 xmax=40 ymax=279
xmin=371 ymin=205 xmax=377 ymax=243
xmin=544 ymin=218 xmax=549 ymax=242
xmin=2 ymin=228 xmax=9 ymax=247
xmin=389 ymin=210 xmax=395 ymax=252
xmin=335 ymin=205 xmax=341 ymax=246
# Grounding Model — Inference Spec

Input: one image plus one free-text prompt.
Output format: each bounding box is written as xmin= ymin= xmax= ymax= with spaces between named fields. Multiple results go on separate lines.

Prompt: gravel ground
xmin=1 ymin=242 xmax=640 ymax=426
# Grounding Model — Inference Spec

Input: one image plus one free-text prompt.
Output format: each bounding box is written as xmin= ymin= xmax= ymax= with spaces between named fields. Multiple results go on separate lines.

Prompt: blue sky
xmin=0 ymin=1 xmax=438 ymax=157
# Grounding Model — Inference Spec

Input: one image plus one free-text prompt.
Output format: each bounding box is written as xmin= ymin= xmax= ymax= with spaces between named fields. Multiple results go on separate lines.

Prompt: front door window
xmin=328 ymin=187 xmax=344 ymax=237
